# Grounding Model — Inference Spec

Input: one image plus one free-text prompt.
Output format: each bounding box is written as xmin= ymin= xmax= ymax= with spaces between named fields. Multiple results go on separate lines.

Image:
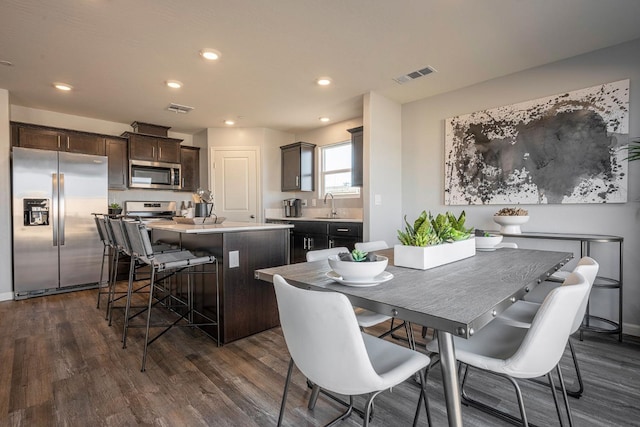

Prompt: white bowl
xmin=475 ymin=234 xmax=503 ymax=249
xmin=493 ymin=215 xmax=529 ymax=234
xmin=328 ymin=255 xmax=388 ymax=281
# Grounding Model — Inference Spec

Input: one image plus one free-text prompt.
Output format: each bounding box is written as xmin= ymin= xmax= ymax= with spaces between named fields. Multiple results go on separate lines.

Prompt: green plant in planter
xmin=109 ymin=202 xmax=121 ymax=210
xmin=397 ymin=210 xmax=472 ymax=247
xmin=351 ymin=249 xmax=368 ymax=262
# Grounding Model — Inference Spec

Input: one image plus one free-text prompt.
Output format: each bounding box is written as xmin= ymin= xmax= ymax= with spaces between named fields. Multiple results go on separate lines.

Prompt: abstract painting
xmin=444 ymin=79 xmax=629 ymax=205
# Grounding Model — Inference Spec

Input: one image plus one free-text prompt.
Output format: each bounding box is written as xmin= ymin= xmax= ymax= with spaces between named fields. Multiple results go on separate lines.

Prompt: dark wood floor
xmin=1 ymin=285 xmax=639 ymax=426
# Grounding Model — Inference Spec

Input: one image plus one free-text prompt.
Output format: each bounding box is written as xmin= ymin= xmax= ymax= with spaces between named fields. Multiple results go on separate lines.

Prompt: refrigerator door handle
xmin=52 ymin=173 xmax=58 ymax=246
xmin=59 ymin=173 xmax=65 ymax=245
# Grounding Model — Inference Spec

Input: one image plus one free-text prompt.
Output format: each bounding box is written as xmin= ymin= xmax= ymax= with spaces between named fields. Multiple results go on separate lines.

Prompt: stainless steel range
xmin=124 ymin=201 xmax=176 ymax=222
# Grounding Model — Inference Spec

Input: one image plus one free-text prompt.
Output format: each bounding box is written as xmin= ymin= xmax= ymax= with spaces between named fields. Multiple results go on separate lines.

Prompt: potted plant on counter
xmin=108 ymin=202 xmax=122 ymax=215
xmin=394 ymin=210 xmax=475 ymax=270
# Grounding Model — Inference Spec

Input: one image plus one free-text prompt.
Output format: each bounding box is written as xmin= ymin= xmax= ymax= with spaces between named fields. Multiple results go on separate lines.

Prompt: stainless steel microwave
xmin=129 ymin=159 xmax=181 ymax=190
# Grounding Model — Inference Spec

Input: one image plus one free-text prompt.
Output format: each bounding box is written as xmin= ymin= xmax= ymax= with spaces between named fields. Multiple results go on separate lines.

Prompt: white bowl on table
xmin=493 ymin=215 xmax=529 ymax=234
xmin=328 ymin=254 xmax=388 ymax=282
xmin=475 ymin=234 xmax=503 ymax=250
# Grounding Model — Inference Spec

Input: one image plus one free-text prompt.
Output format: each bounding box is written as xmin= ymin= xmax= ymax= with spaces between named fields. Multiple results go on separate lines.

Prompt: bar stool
xmin=92 ymin=214 xmax=113 ymax=311
xmin=122 ymin=218 xmax=220 ymax=371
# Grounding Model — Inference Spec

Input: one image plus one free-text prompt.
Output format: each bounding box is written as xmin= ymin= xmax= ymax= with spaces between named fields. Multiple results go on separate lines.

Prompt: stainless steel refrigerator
xmin=12 ymin=147 xmax=108 ymax=299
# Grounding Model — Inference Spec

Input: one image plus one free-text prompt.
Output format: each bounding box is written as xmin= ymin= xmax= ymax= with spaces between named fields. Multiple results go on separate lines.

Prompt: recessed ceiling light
xmin=166 ymin=80 xmax=183 ymax=89
xmin=53 ymin=82 xmax=73 ymax=91
xmin=200 ymin=49 xmax=221 ymax=61
xmin=319 ymin=117 xmax=330 ymax=122
xmin=224 ymin=119 xmax=235 ymax=126
xmin=316 ymin=77 xmax=332 ymax=86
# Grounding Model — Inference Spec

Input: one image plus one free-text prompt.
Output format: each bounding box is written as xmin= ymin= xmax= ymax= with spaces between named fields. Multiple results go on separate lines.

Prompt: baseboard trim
xmin=623 ymin=322 xmax=640 ymax=337
xmin=0 ymin=291 xmax=14 ymax=302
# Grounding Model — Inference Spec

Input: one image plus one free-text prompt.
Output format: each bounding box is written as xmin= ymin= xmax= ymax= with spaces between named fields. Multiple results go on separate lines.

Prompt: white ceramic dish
xmin=327 ymin=254 xmax=388 ymax=281
xmin=326 ymin=270 xmax=394 ymax=287
xmin=475 ymin=234 xmax=503 ymax=249
xmin=493 ymin=215 xmax=529 ymax=234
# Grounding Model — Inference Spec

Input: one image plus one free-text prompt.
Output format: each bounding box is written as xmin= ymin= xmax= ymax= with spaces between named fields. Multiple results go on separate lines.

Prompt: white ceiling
xmin=2 ymin=0 xmax=640 ymax=135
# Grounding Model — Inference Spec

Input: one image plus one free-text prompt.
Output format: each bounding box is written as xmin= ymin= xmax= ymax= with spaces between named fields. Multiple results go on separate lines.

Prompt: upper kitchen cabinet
xmin=126 ymin=133 xmax=182 ymax=163
xmin=106 ymin=137 xmax=128 ymax=190
xmin=347 ymin=126 xmax=363 ymax=187
xmin=281 ymin=141 xmax=316 ymax=192
xmin=180 ymin=146 xmax=200 ymax=192
xmin=11 ymin=122 xmax=105 ymax=156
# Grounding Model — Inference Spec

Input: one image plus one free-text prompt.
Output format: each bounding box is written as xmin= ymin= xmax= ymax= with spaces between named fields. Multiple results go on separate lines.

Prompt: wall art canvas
xmin=444 ymin=79 xmax=629 ymax=205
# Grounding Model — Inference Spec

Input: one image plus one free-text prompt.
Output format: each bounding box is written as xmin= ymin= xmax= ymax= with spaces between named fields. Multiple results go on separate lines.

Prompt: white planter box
xmin=393 ymin=237 xmax=476 ymax=270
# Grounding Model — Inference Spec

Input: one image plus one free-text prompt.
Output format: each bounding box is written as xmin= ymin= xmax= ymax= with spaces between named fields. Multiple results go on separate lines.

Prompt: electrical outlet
xmin=229 ymin=250 xmax=240 ymax=268
xmin=301 ymin=199 xmax=308 ymax=207
xmin=311 ymin=199 xmax=316 ymax=207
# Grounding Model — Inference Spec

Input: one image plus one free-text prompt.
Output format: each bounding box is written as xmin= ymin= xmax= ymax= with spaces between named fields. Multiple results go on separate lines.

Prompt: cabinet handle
xmin=57 ymin=135 xmax=61 ymax=149
xmin=159 ymin=147 xmax=162 ymax=158
xmin=336 ymin=228 xmax=349 ymax=232
xmin=296 ymin=176 xmax=299 ymax=187
xmin=303 ymin=237 xmax=307 ymax=250
xmin=308 ymin=237 xmax=313 ymax=250
xmin=152 ymin=146 xmax=156 ymax=158
xmin=329 ymin=239 xmax=334 ymax=248
xmin=66 ymin=136 xmax=70 ymax=150
xmin=182 ymin=178 xmax=185 ymax=187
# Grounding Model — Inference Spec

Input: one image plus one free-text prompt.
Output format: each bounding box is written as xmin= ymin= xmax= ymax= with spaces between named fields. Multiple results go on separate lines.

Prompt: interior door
xmin=212 ymin=148 xmax=259 ymax=222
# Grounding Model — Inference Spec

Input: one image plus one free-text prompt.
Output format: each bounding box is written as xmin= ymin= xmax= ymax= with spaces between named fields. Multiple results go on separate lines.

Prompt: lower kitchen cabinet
xmin=289 ymin=220 xmax=362 ymax=263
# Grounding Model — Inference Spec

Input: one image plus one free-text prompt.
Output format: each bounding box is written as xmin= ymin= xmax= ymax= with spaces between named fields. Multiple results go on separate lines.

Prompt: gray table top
xmin=255 ymin=248 xmax=572 ymax=339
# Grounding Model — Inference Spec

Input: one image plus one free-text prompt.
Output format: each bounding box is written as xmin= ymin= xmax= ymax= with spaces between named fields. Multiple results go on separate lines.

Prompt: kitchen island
xmin=148 ymin=221 xmax=292 ymax=344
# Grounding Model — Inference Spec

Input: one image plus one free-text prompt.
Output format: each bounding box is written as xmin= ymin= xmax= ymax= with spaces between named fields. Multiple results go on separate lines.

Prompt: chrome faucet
xmin=323 ymin=192 xmax=337 ymax=218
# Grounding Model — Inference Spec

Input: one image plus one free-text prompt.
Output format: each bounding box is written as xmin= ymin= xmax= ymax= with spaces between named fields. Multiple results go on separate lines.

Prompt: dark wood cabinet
xmin=12 ymin=123 xmax=105 ymax=156
xmin=106 ymin=137 xmax=128 ymax=190
xmin=180 ymin=146 xmax=200 ymax=192
xmin=348 ymin=126 xmax=363 ymax=187
xmin=15 ymin=126 xmax=65 ymax=151
xmin=328 ymin=222 xmax=362 ymax=251
xmin=127 ymin=133 xmax=182 ymax=163
xmin=289 ymin=221 xmax=362 ymax=263
xmin=281 ymin=141 xmax=316 ymax=191
xmin=67 ymin=133 xmax=105 ymax=156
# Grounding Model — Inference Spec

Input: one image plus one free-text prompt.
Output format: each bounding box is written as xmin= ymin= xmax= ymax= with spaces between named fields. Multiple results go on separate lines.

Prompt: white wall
xmin=0 ymin=89 xmax=13 ymax=301
xmin=365 ymin=92 xmax=402 ymax=245
xmin=402 ymin=38 xmax=640 ymax=335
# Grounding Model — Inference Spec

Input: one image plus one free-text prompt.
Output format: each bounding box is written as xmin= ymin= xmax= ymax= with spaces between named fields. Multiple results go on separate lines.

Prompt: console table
xmin=501 ymin=232 xmax=623 ymax=342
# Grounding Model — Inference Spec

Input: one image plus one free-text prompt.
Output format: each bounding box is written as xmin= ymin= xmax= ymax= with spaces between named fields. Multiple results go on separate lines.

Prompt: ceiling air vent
xmin=167 ymin=103 xmax=194 ymax=114
xmin=393 ymin=66 xmax=436 ymax=85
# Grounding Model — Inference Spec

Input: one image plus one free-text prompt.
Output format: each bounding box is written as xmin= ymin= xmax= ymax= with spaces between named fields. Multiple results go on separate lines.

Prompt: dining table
xmin=254 ymin=246 xmax=572 ymax=426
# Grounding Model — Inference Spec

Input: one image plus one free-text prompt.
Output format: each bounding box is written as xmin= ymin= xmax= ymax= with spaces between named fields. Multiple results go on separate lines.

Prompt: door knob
xmin=250 ymin=214 xmax=255 ymax=219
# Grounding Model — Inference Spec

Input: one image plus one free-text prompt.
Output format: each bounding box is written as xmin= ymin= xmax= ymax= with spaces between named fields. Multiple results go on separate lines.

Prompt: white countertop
xmin=148 ymin=221 xmax=294 ymax=234
xmin=266 ymin=216 xmax=363 ymax=223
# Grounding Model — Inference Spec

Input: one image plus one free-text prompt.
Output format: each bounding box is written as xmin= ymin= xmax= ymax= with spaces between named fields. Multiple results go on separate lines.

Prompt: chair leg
xmin=105 ymin=248 xmax=119 ymax=320
xmin=547 ymin=370 xmax=564 ymax=427
xmin=404 ymin=321 xmax=416 ymax=351
xmin=308 ymin=384 xmax=321 ymax=409
xmin=277 ymin=358 xmax=294 ymax=427
xmin=96 ymin=245 xmax=108 ymax=309
xmin=362 ymin=391 xmax=383 ymax=427
xmin=460 ymin=366 xmax=532 ymax=426
xmin=122 ymin=256 xmax=136 ymax=348
xmin=557 ymin=364 xmax=574 ymax=427
xmin=413 ymin=369 xmax=432 ymax=427
xmin=141 ymin=268 xmax=156 ymax=372
xmin=566 ymin=339 xmax=584 ymax=398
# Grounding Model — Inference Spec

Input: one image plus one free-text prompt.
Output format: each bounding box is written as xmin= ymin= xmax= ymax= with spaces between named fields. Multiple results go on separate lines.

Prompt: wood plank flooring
xmin=1 ymin=285 xmax=639 ymax=426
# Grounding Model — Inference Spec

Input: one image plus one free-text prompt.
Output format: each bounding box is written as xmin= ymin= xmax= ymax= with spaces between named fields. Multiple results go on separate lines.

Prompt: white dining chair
xmin=272 ymin=274 xmax=432 ymax=426
xmin=306 ymin=247 xmax=415 ymax=348
xmin=495 ymin=256 xmax=599 ymax=398
xmin=425 ymin=271 xmax=590 ymax=426
xmin=354 ymin=240 xmax=389 ymax=252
